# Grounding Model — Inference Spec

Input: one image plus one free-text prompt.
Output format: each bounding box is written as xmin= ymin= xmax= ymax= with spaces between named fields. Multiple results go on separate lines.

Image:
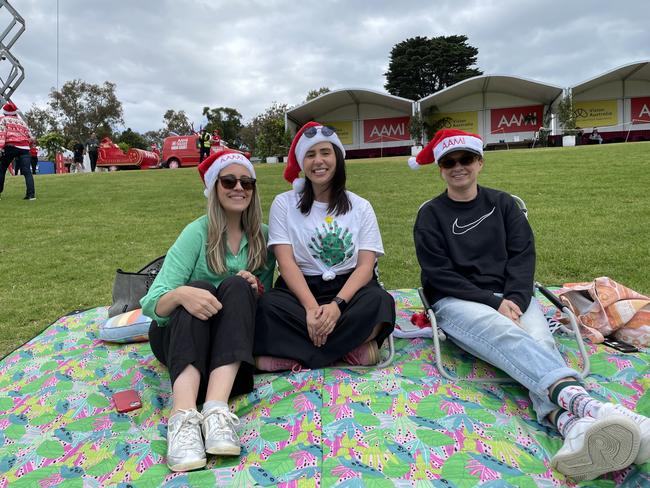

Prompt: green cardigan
xmin=140 ymin=215 xmax=275 ymax=326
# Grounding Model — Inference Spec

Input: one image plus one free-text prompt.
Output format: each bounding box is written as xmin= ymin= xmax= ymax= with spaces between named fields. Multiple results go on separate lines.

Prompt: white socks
xmin=555 ymin=410 xmax=579 ymax=438
xmin=202 ymin=400 xmax=228 ymax=413
xmin=551 ymin=381 xmax=603 ymax=418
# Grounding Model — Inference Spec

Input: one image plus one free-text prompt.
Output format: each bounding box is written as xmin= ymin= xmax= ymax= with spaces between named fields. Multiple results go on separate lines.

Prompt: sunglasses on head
xmin=303 ymin=126 xmax=336 ymax=138
xmin=438 ymin=153 xmax=478 ymax=169
xmin=218 ymin=174 xmax=256 ymax=191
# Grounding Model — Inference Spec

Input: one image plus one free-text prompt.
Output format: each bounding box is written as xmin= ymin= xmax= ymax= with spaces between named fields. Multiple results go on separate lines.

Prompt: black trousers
xmin=88 ymin=150 xmax=98 ymax=172
xmin=199 ymin=147 xmax=210 ymax=162
xmin=0 ymin=146 xmax=34 ymax=198
xmin=149 ymin=276 xmax=256 ymax=404
xmin=254 ymin=273 xmax=395 ymax=369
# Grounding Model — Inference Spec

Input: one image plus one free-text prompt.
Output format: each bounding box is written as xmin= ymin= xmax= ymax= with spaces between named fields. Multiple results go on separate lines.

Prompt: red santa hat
xmin=2 ymin=101 xmax=18 ymax=115
xmin=284 ymin=121 xmax=346 ymax=192
xmin=407 ymin=128 xmax=483 ymax=169
xmin=198 ymin=148 xmax=256 ymax=197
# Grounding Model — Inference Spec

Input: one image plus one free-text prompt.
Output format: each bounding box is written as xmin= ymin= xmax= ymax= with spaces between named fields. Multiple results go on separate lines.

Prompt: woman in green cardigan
xmin=141 ymin=149 xmax=274 ymax=472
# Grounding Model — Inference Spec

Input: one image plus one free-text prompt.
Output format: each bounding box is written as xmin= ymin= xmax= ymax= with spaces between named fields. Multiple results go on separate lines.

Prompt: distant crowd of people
xmin=0 ymin=97 xmax=106 ymax=201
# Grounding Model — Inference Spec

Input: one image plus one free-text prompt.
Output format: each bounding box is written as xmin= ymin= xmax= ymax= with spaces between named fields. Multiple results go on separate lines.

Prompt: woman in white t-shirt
xmin=254 ymin=122 xmax=395 ymax=370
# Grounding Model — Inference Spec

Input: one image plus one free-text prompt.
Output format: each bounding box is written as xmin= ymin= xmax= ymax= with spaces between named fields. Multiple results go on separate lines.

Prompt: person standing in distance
xmin=0 ymin=101 xmax=36 ymax=200
xmin=72 ymin=141 xmax=85 ymax=173
xmin=86 ymin=132 xmax=99 ymax=172
xmin=199 ymin=129 xmax=211 ymax=162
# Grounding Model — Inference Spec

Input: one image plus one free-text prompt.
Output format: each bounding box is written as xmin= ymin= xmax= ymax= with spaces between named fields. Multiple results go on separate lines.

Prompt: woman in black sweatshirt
xmin=411 ymin=129 xmax=649 ymax=482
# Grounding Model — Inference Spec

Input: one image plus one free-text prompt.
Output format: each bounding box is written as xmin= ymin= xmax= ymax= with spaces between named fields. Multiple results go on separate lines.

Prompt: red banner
xmin=631 ymin=97 xmax=650 ymax=124
xmin=363 ymin=116 xmax=411 ymax=143
xmin=490 ymin=105 xmax=543 ymax=133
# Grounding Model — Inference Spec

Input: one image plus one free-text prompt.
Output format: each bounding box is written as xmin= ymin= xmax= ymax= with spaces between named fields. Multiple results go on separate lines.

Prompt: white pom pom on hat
xmin=407 ymin=156 xmax=420 ymax=170
xmin=292 ymin=177 xmax=306 ymax=193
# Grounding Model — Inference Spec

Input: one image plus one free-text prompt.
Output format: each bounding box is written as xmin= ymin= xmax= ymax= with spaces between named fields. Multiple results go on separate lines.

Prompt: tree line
xmin=24 ymin=35 xmax=480 ymax=159
xmin=24 ymin=80 xmax=316 ymax=161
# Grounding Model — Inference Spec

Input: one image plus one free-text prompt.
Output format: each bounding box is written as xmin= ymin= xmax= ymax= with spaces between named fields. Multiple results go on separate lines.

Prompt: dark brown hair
xmin=298 ymin=145 xmax=351 ymax=216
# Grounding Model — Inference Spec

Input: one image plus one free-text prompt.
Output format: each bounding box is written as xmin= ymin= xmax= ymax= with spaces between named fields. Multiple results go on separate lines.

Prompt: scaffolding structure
xmin=0 ymin=0 xmax=24 ymax=104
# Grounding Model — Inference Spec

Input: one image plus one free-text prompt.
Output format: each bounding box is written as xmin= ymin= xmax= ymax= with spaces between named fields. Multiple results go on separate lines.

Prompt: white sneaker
xmin=594 ymin=403 xmax=650 ymax=464
xmin=166 ymin=409 xmax=207 ymax=472
xmin=551 ymin=415 xmax=640 ymax=481
xmin=202 ymin=406 xmax=241 ymax=456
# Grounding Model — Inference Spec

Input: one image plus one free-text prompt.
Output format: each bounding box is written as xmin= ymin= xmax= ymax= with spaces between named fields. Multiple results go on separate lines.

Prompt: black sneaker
xmin=23 ymin=196 xmax=36 ymax=201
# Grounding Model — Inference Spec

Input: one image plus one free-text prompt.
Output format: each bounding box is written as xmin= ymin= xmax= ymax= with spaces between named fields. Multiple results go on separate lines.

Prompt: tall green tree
xmin=162 ymin=109 xmax=192 ymax=135
xmin=117 ymin=128 xmax=148 ymax=150
xmin=202 ymin=106 xmax=243 ymax=146
xmin=384 ymin=35 xmax=482 ymax=100
xmin=49 ymin=79 xmax=124 ymax=143
xmin=305 ymin=87 xmax=330 ymax=102
xmin=143 ymin=129 xmax=165 ymax=150
xmin=37 ymin=131 xmax=67 ymax=161
xmin=23 ymin=105 xmax=58 ymax=139
xmin=243 ymin=102 xmax=291 ymax=159
xmin=557 ymin=94 xmax=576 ymax=131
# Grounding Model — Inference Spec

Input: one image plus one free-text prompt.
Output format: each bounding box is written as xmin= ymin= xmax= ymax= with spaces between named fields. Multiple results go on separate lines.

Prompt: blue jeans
xmin=434 ymin=296 xmax=581 ymax=424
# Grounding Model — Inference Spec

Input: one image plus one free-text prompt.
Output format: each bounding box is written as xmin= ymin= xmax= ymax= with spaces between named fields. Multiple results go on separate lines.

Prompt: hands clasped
xmin=306 ymin=302 xmax=341 ymax=347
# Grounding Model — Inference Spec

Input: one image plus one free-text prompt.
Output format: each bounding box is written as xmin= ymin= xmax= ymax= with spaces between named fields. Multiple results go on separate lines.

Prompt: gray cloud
xmin=8 ymin=0 xmax=650 ymax=133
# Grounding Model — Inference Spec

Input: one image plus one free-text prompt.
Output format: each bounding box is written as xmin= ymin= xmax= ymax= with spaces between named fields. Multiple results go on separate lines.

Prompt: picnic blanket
xmin=1 ymin=289 xmax=649 ymax=487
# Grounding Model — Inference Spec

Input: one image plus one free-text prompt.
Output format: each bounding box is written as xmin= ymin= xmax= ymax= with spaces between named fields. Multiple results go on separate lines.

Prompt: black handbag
xmin=108 ymin=256 xmax=165 ymax=318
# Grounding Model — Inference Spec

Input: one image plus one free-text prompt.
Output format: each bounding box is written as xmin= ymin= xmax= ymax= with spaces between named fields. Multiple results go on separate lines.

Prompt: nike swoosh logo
xmin=452 ymin=207 xmax=495 ymax=235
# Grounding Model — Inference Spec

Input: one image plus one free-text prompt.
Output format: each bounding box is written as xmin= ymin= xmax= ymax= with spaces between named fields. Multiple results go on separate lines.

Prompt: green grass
xmin=2 ymin=142 xmax=649 ymax=358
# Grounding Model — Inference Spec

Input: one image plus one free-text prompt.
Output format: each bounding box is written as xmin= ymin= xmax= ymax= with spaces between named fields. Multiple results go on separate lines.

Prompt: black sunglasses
xmin=303 ymin=126 xmax=336 ymax=138
xmin=438 ymin=154 xmax=479 ymax=169
xmin=218 ymin=174 xmax=256 ymax=191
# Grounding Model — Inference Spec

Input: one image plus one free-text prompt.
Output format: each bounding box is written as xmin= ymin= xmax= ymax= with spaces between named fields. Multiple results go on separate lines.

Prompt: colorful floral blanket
xmin=1 ymin=289 xmax=648 ymax=487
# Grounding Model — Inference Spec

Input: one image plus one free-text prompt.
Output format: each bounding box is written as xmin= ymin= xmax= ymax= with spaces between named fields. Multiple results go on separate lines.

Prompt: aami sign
xmin=490 ymin=105 xmax=543 ymax=133
xmin=631 ymin=97 xmax=650 ymax=124
xmin=363 ymin=116 xmax=411 ymax=143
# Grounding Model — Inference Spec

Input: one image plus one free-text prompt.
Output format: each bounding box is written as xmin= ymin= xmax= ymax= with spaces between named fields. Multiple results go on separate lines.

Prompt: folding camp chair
xmin=416 ymin=195 xmax=591 ymax=382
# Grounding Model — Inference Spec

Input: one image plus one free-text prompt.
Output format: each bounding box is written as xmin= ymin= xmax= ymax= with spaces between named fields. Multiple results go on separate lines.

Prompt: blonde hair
xmin=206 ymin=182 xmax=267 ymax=274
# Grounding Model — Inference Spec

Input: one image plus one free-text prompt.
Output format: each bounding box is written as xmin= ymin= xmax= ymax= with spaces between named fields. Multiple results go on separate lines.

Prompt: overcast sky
xmin=8 ymin=0 xmax=650 ymax=134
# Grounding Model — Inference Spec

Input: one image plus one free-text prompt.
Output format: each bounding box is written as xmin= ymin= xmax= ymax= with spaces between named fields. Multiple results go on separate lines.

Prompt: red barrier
xmin=55 ymin=152 xmax=67 ymax=173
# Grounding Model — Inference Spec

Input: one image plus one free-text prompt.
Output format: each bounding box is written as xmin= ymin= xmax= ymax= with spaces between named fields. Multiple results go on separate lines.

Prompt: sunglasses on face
xmin=218 ymin=174 xmax=256 ymax=191
xmin=303 ymin=126 xmax=336 ymax=138
xmin=438 ymin=154 xmax=478 ymax=169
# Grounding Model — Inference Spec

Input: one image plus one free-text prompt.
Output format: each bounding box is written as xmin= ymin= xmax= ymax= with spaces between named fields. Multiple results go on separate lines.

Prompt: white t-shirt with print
xmin=268 ymin=190 xmax=384 ymax=278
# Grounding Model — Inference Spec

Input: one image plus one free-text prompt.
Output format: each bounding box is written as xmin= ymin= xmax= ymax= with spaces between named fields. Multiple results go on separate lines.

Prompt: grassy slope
xmin=1 ymin=142 xmax=649 ymax=357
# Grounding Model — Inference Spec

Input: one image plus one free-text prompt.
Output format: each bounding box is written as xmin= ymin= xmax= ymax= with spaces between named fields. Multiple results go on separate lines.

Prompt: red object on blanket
xmin=410 ymin=311 xmax=431 ymax=328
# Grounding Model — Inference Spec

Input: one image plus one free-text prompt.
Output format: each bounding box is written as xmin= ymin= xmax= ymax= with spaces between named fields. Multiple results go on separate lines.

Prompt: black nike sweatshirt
xmin=414 ymin=185 xmax=535 ymax=311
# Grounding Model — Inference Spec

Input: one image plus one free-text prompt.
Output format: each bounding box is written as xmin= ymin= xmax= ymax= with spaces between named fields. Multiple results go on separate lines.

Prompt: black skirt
xmin=254 ymin=273 xmax=395 ymax=368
